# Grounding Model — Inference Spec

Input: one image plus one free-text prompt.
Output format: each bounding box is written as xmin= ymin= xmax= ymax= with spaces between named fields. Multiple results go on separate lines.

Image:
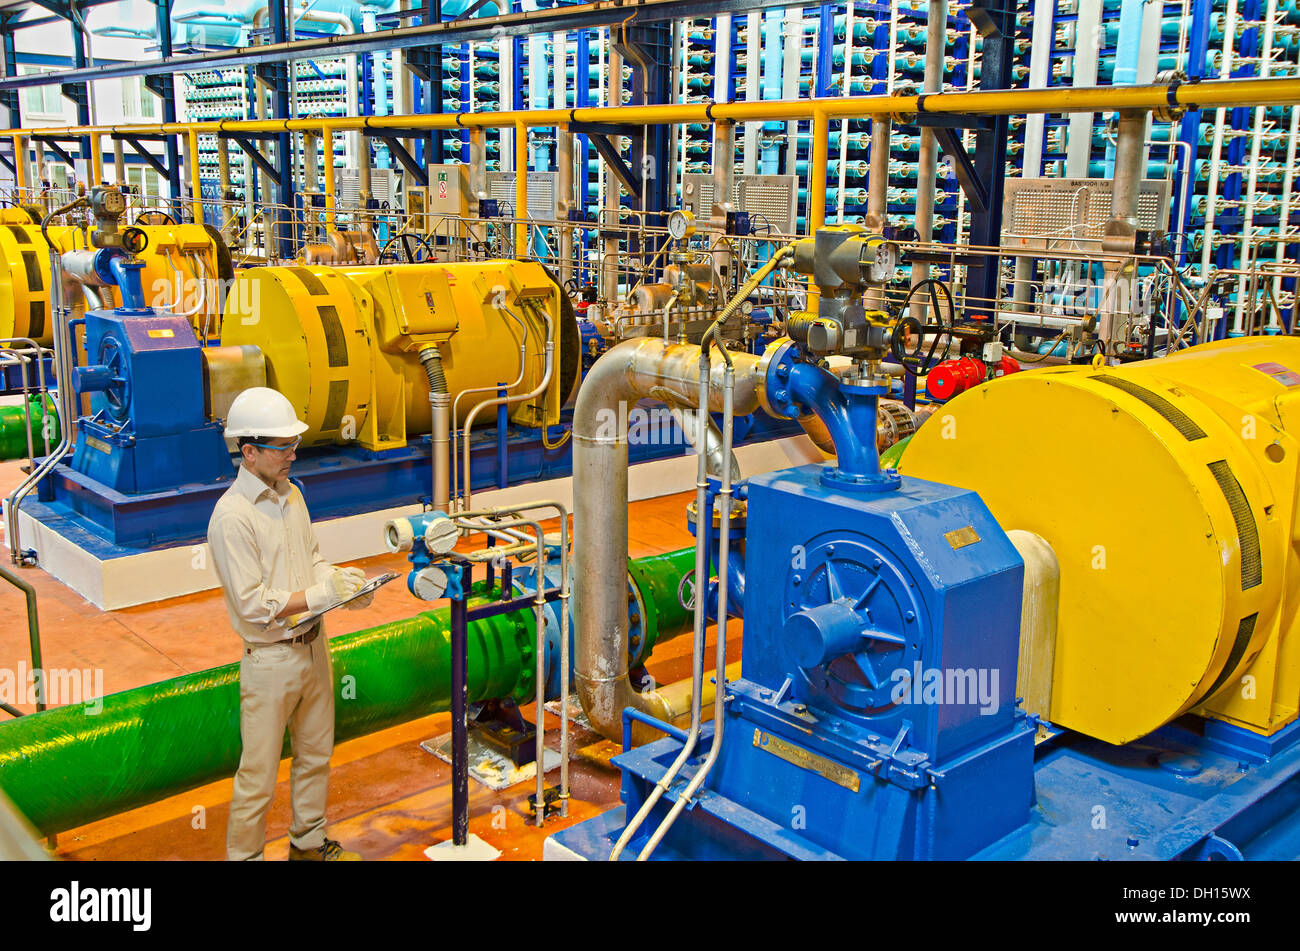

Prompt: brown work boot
xmin=289 ymin=837 xmax=361 ymax=861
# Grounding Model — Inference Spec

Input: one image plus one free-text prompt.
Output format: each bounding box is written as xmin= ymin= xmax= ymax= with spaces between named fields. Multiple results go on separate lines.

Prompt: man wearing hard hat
xmin=208 ymin=387 xmax=370 ymax=861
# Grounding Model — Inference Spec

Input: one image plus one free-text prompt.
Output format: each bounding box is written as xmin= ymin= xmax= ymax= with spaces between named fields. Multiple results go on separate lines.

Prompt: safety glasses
xmin=247 ymin=437 xmax=302 ymax=454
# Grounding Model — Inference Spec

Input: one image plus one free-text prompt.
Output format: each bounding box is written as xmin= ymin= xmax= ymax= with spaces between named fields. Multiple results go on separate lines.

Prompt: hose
xmin=703 ymin=245 xmax=795 ymax=367
xmin=41 ymin=197 xmax=88 ymax=250
xmin=419 ymin=346 xmax=448 ymax=394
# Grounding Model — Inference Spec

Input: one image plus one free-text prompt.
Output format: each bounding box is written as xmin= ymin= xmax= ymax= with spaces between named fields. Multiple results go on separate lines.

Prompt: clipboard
xmin=287 ymin=571 xmax=401 ymax=633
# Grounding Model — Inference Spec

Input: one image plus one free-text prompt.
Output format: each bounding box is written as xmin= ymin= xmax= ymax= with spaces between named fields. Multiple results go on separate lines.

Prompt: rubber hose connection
xmin=419 ymin=346 xmax=448 ymax=394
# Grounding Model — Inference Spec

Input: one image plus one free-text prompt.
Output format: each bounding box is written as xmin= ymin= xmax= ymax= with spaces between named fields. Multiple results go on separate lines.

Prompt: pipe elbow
xmin=575 ymin=671 xmax=673 ymax=742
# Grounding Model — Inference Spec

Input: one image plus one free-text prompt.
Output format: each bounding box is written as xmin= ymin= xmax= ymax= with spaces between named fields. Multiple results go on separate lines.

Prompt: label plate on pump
xmin=753 ymin=729 xmax=861 ymax=793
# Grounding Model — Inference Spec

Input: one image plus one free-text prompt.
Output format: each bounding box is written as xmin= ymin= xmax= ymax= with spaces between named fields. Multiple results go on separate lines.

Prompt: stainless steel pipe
xmin=572 ymin=337 xmax=763 ymax=740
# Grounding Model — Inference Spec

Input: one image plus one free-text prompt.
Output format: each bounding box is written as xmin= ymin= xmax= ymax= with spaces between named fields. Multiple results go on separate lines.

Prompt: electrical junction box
xmin=406 ymin=185 xmax=429 ymax=232
xmin=425 ymin=164 xmax=471 ymax=222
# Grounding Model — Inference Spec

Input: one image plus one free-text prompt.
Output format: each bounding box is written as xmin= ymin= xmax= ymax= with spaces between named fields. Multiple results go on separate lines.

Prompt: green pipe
xmin=627 ymin=546 xmax=695 ymax=664
xmin=0 ymin=548 xmax=696 ymax=835
xmin=0 ymin=563 xmax=43 ymax=714
xmin=0 ymin=395 xmax=58 ymax=462
xmin=880 ymin=434 xmax=912 ymax=471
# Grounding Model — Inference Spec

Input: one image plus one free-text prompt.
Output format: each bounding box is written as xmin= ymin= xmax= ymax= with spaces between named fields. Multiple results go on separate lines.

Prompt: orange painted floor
xmin=0 ymin=457 xmax=737 ymax=861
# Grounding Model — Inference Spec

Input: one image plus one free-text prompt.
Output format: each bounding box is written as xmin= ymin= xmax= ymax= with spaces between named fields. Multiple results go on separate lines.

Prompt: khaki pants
xmin=226 ymin=634 xmax=334 ymax=861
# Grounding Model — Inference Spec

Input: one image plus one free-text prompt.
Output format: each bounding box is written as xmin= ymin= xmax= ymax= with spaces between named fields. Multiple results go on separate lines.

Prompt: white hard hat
xmin=224 ymin=387 xmax=309 ymax=439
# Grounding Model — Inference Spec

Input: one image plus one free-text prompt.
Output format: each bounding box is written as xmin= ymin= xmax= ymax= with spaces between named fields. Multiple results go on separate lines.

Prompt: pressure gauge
xmin=667 ymin=209 xmax=696 ymax=241
xmin=740 ymin=300 xmax=755 ymax=316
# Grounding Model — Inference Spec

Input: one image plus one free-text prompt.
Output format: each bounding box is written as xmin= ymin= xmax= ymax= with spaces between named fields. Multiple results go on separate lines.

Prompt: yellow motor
xmin=0 ymin=215 xmax=72 ymax=345
xmin=0 ymin=216 xmax=230 ymax=344
xmin=219 ymin=260 xmax=579 ymax=449
xmin=130 ymin=223 xmax=233 ymax=339
xmin=903 ymin=337 xmax=1300 ymax=745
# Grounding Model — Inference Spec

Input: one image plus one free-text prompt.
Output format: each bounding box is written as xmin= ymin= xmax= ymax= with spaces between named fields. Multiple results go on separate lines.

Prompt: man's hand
xmin=305 ymin=567 xmax=365 ymax=613
xmin=339 ymin=567 xmax=374 ymax=610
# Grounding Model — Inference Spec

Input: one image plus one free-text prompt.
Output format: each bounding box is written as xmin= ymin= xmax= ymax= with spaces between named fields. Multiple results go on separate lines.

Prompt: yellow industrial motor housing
xmin=219 ymin=259 xmax=579 ymax=449
xmin=131 ymin=223 xmax=234 ymax=338
xmin=902 ymin=337 xmax=1300 ymax=745
xmin=0 ymin=212 xmax=231 ymax=344
xmin=0 ymin=208 xmax=69 ymax=344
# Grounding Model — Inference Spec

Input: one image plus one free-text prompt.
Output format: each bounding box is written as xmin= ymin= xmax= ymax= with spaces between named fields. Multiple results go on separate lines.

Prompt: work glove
xmin=305 ymin=567 xmax=365 ymax=613
xmin=338 ymin=566 xmax=374 ymax=610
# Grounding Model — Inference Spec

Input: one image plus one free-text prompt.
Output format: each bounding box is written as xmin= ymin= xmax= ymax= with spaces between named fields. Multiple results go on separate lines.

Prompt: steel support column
xmin=150 ymin=0 xmax=183 ymax=204
xmin=962 ymin=1 xmax=1016 ymax=319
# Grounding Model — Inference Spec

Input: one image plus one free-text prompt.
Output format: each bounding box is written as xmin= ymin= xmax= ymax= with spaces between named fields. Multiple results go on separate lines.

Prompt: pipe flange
xmin=686 ymin=497 xmax=748 ymax=533
xmin=821 ymin=464 xmax=903 ymax=494
xmin=1154 ymin=69 xmax=1189 ymax=123
xmin=891 ymin=82 xmax=919 ymax=124
xmin=755 ymin=337 xmax=807 ymax=420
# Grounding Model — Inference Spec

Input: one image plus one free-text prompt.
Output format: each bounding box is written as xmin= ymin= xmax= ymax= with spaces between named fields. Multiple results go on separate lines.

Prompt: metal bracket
xmin=452 ymin=0 xmax=494 ymax=20
xmin=143 ymin=73 xmax=170 ymax=100
xmin=933 ymin=126 xmax=988 ymax=213
xmin=252 ymin=60 xmax=289 ymax=96
xmin=569 ymin=120 xmax=641 ymax=139
xmin=966 ymin=0 xmax=1017 ymax=38
xmin=405 ymin=46 xmax=436 ymax=83
xmin=32 ymin=136 xmax=77 ymax=168
xmin=914 ymin=113 xmax=994 ymax=131
xmin=221 ymin=133 xmax=282 ymax=187
xmin=376 ymin=135 xmax=429 ymax=186
xmin=116 ymin=136 xmax=170 ymax=178
xmin=59 ymin=82 xmax=87 ymax=112
xmin=587 ymin=133 xmax=641 ymax=194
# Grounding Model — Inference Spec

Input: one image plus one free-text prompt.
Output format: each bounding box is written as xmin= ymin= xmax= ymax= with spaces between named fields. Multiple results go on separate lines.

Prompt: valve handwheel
xmin=889 ymin=278 xmax=956 ymax=376
xmin=121 ymin=227 xmax=149 ymax=255
xmin=380 ymin=231 xmax=435 ymax=263
xmin=135 ymin=211 xmax=176 ymax=226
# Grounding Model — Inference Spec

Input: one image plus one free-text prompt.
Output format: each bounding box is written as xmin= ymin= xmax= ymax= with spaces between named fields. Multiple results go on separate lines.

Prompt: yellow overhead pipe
xmin=807 ymin=106 xmax=831 ymax=305
xmin=322 ymin=129 xmax=337 ymax=232
xmin=11 ymin=135 xmax=23 ymax=191
xmin=6 ymin=76 xmax=1300 ymax=140
xmin=89 ymin=134 xmax=103 ymax=188
xmin=10 ymin=77 xmax=1293 ymax=246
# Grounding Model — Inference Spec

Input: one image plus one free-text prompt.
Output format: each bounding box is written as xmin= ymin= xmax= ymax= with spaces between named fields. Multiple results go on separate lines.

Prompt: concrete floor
xmin=0 ymin=457 xmax=738 ymax=860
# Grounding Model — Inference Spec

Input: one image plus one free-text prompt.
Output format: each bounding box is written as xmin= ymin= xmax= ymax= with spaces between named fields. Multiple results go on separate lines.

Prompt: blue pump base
xmin=548 ymin=716 xmax=1300 ymax=861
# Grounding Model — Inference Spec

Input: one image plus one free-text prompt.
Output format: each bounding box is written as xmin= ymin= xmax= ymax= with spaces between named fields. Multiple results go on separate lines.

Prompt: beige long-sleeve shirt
xmin=207 ymin=464 xmax=335 ymax=646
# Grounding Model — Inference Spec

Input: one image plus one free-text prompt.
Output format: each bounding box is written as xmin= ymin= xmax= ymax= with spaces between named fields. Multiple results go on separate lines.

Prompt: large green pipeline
xmin=0 ymin=547 xmax=696 ymax=835
xmin=0 ymin=395 xmax=58 ymax=461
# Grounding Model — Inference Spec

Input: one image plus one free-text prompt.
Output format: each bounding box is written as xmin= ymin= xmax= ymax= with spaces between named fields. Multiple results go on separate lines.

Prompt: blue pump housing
xmin=68 ymin=260 xmax=232 ymax=495
xmin=697 ymin=466 xmax=1035 ymax=859
xmin=554 ymin=464 xmax=1036 ymax=860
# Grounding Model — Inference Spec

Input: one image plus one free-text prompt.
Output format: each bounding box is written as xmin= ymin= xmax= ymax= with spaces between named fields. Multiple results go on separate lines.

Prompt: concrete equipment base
xmin=424 ymin=833 xmax=502 ymax=862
